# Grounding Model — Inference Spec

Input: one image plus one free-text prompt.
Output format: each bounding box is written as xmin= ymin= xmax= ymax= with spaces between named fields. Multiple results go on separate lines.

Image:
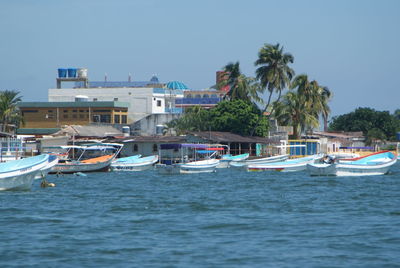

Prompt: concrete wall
xmin=48 ymin=87 xmax=164 ymax=123
xmin=131 ymin=113 xmax=182 ymax=136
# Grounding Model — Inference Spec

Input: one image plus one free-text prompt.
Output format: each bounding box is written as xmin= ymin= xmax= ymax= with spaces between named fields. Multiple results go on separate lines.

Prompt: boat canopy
xmin=160 ymin=144 xmax=209 ymax=149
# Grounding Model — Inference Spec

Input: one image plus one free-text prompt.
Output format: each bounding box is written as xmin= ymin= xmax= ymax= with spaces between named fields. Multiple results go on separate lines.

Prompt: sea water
xmin=1 ymin=164 xmax=400 ymax=267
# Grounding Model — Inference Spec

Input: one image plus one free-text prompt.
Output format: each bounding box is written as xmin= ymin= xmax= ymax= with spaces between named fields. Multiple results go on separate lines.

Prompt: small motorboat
xmin=0 ymin=154 xmax=53 ymax=191
xmin=110 ymin=155 xmax=158 ymax=171
xmin=247 ymin=154 xmax=322 ymax=172
xmin=307 ymin=151 xmax=397 ymax=176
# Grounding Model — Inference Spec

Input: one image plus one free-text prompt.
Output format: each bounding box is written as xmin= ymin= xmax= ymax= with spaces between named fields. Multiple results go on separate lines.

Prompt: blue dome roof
xmin=166 ymin=81 xmax=188 ymax=90
xmin=150 ymin=75 xmax=159 ymax=83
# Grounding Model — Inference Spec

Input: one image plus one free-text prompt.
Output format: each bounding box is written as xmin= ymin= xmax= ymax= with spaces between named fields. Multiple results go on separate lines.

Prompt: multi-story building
xmin=17 ymin=101 xmax=129 ymax=135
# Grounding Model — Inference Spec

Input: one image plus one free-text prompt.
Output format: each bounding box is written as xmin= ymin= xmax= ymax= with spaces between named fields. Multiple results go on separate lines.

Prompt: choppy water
xmin=1 ymin=164 xmax=400 ymax=267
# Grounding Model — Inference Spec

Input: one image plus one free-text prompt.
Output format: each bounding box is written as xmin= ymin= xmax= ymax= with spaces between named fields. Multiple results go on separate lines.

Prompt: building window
xmin=133 ymin=144 xmax=138 ymax=152
xmin=79 ymin=110 xmax=85 ymax=112
xmin=157 ymin=100 xmax=162 ymax=107
xmin=121 ymin=115 xmax=127 ymax=124
xmin=195 ymin=94 xmax=201 ymax=98
xmin=153 ymin=144 xmax=158 ymax=152
xmin=100 ymin=114 xmax=111 ymax=123
xmin=73 ymin=110 xmax=77 ymax=112
xmin=79 ymin=114 xmax=85 ymax=119
xmin=92 ymin=115 xmax=100 ymax=122
xmin=203 ymin=94 xmax=209 ymax=98
xmin=63 ymin=110 xmax=68 ymax=113
xmin=114 ymin=115 xmax=120 ymax=124
xmin=22 ymin=110 xmax=38 ymax=113
xmin=63 ymin=114 xmax=68 ymax=119
xmin=186 ymin=94 xmax=192 ymax=98
xmin=48 ymin=110 xmax=53 ymax=113
xmin=72 ymin=114 xmax=77 ymax=119
xmin=211 ymin=94 xmax=217 ymax=98
xmin=114 ymin=98 xmax=118 ymax=101
xmin=93 ymin=98 xmax=98 ymax=101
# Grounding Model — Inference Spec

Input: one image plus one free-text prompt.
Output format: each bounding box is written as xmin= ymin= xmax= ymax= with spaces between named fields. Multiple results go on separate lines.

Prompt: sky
xmin=0 ymin=0 xmax=399 ymax=118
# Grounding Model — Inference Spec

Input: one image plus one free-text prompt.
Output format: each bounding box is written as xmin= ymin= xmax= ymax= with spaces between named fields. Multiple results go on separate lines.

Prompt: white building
xmin=49 ymin=73 xmax=184 ymax=135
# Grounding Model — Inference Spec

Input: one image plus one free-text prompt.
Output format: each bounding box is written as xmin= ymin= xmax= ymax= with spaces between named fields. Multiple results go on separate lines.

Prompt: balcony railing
xmin=175 ymin=97 xmax=221 ymax=105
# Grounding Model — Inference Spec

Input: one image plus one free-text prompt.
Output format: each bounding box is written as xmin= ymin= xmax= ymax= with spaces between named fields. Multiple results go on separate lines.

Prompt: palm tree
xmin=251 ymin=43 xmax=295 ymax=136
xmin=273 ymin=91 xmax=319 ymax=139
xmin=0 ymin=90 xmax=23 ymax=133
xmin=219 ymin=62 xmax=263 ymax=104
xmin=291 ymin=75 xmax=332 ymax=132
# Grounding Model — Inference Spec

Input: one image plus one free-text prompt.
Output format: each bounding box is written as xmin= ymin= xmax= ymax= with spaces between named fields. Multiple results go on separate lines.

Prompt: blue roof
xmin=166 ymin=81 xmax=188 ymax=90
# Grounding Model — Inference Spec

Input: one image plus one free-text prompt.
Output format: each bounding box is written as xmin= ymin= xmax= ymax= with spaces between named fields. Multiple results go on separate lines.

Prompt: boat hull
xmin=0 ymin=155 xmax=50 ymax=191
xmin=307 ymin=151 xmax=397 ymax=176
xmin=156 ymin=159 xmax=219 ymax=174
xmin=51 ymin=156 xmax=114 ymax=174
xmin=110 ymin=155 xmax=158 ymax=171
xmin=307 ymin=161 xmax=396 ymax=176
xmin=230 ymin=154 xmax=289 ymax=168
xmin=247 ymin=155 xmax=322 ymax=172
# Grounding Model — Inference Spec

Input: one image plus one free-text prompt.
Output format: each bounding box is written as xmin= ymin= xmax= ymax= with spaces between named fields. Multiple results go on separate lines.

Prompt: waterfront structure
xmin=17 ymin=101 xmax=129 ymax=135
xmin=175 ymin=89 xmax=225 ymax=110
xmin=49 ymin=71 xmax=184 ymax=124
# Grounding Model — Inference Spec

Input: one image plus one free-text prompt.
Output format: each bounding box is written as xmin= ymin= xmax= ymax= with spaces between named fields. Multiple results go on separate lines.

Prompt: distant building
xmin=175 ymin=89 xmax=225 ymax=110
xmin=17 ymin=101 xmax=129 ymax=135
xmin=50 ymin=69 xmax=185 ymax=136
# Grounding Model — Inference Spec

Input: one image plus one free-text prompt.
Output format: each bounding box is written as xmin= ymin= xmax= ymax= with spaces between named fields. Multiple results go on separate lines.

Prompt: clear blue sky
xmin=0 ymin=0 xmax=399 ymax=117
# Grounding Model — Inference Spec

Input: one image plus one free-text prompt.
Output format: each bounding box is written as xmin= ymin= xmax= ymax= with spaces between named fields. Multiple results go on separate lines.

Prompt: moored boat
xmin=307 ymin=151 xmax=397 ymax=176
xmin=156 ymin=143 xmax=220 ymax=174
xmin=229 ymin=154 xmax=289 ymax=168
xmin=110 ymin=155 xmax=158 ymax=171
xmin=217 ymin=153 xmax=249 ymax=168
xmin=0 ymin=154 xmax=53 ymax=191
xmin=247 ymin=154 xmax=322 ymax=172
xmin=50 ymin=143 xmax=122 ymax=174
xmin=156 ymin=159 xmax=220 ymax=174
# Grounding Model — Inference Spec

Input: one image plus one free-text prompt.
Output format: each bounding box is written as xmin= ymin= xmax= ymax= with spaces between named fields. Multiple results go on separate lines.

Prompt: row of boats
xmin=0 ymin=142 xmax=398 ymax=191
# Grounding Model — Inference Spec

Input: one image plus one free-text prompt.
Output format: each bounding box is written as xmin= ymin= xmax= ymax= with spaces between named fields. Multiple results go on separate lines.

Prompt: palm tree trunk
xmin=249 ymin=90 xmax=274 ymax=136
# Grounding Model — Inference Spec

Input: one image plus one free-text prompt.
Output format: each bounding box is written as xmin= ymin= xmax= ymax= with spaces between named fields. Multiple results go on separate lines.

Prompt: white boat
xmin=217 ymin=153 xmax=249 ymax=168
xmin=247 ymin=154 xmax=322 ymax=172
xmin=50 ymin=143 xmax=122 ymax=174
xmin=229 ymin=154 xmax=289 ymax=168
xmin=307 ymin=151 xmax=397 ymax=176
xmin=34 ymin=154 xmax=59 ymax=179
xmin=156 ymin=143 xmax=220 ymax=174
xmin=156 ymin=159 xmax=220 ymax=174
xmin=0 ymin=154 xmax=53 ymax=191
xmin=110 ymin=155 xmax=158 ymax=171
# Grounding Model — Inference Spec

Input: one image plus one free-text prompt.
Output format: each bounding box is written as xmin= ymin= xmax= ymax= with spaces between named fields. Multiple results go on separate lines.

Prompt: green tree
xmin=209 ymin=100 xmax=268 ymax=136
xmin=365 ymin=128 xmax=387 ymax=146
xmin=251 ymin=43 xmax=295 ymax=135
xmin=273 ymin=91 xmax=319 ymax=139
xmin=220 ymin=62 xmax=263 ymax=104
xmin=329 ymin=107 xmax=400 ymax=140
xmin=291 ymin=75 xmax=332 ymax=132
xmin=168 ymin=100 xmax=268 ymax=137
xmin=0 ymin=90 xmax=23 ymax=133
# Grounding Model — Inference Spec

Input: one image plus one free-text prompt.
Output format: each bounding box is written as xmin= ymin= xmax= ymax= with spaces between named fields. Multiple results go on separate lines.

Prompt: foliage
xmin=168 ymin=100 xmax=268 ymax=137
xmin=365 ymin=128 xmax=387 ymax=146
xmin=251 ymin=43 xmax=295 ymax=135
xmin=329 ymin=107 xmax=400 ymax=141
xmin=289 ymin=74 xmax=332 ymax=133
xmin=219 ymin=62 xmax=263 ymax=104
xmin=0 ymin=90 xmax=23 ymax=133
xmin=273 ymin=91 xmax=319 ymax=139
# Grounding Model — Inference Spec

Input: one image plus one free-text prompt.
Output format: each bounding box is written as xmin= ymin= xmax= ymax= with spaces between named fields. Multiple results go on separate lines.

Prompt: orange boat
xmin=50 ymin=144 xmax=122 ymax=174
